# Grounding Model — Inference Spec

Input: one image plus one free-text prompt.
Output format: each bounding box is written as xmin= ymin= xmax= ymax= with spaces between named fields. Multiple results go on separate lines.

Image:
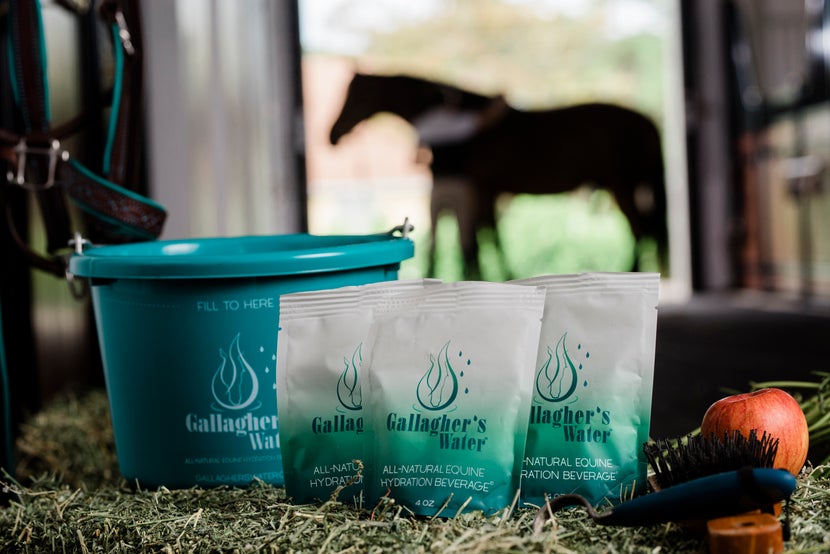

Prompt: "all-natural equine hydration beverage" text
xmin=277 ymin=280 xmax=436 ymax=503
xmin=514 ymin=273 xmax=659 ymax=507
xmin=362 ymin=281 xmax=546 ymax=516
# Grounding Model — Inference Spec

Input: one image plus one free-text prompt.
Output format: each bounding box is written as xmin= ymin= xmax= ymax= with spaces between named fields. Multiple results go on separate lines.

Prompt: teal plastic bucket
xmin=69 ymin=232 xmax=413 ymax=488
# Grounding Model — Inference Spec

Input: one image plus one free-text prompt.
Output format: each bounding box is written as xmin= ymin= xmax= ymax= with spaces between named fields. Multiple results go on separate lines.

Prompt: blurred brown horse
xmin=330 ymin=73 xmax=668 ymax=278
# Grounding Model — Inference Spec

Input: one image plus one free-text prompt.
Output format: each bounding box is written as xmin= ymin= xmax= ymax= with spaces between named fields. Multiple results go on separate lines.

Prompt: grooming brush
xmin=533 ymin=430 xmax=796 ymax=534
xmin=645 ymin=429 xmax=779 ymax=490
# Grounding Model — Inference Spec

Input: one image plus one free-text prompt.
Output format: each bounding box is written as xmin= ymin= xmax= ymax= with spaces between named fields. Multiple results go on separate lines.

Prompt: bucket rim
xmin=68 ymin=233 xmax=414 ymax=279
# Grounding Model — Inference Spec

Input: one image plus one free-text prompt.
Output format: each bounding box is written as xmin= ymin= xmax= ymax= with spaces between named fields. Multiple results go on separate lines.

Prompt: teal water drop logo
xmin=535 ymin=333 xmax=578 ymax=403
xmin=416 ymin=341 xmax=459 ymax=411
xmin=337 ymin=343 xmax=363 ymax=411
xmin=211 ymin=333 xmax=260 ymax=411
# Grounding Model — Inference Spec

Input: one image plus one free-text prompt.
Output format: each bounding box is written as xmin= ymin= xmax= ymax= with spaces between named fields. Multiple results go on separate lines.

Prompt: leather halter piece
xmin=1 ymin=0 xmax=167 ymax=277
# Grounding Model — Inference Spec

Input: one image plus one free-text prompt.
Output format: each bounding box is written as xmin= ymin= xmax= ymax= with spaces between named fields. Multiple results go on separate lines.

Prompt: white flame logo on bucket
xmin=211 ymin=333 xmax=260 ymax=411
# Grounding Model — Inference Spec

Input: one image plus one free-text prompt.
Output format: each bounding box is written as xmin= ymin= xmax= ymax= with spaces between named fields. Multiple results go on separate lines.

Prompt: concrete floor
xmin=651 ymin=292 xmax=830 ymax=446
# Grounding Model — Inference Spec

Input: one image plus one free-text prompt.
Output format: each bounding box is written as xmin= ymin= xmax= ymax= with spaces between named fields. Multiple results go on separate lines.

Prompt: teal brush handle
xmin=535 ymin=468 xmax=796 ymax=528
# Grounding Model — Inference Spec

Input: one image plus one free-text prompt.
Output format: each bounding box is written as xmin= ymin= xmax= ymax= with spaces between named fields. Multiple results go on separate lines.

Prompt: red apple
xmin=700 ymin=388 xmax=809 ymax=476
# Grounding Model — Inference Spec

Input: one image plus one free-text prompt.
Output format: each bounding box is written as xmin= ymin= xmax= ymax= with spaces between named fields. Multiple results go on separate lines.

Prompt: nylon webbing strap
xmin=7 ymin=0 xmax=74 ymax=257
xmin=60 ymin=159 xmax=166 ymax=240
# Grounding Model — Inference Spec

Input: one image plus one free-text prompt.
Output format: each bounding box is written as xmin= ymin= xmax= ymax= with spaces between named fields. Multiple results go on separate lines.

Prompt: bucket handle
xmin=64 ymin=232 xmax=92 ymax=300
xmin=388 ymin=217 xmax=413 ymax=239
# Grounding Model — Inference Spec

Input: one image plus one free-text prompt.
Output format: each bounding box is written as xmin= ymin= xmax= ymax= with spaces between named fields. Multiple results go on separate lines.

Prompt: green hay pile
xmin=1 ymin=389 xmax=829 ymax=553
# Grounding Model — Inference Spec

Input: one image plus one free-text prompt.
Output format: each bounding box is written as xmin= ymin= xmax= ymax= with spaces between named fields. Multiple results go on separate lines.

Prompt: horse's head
xmin=329 ymin=74 xmax=375 ymax=144
xmin=329 ymin=73 xmax=494 ymax=145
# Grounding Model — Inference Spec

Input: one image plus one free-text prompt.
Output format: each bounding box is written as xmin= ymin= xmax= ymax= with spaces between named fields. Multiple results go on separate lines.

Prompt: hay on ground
xmin=1 ymin=389 xmax=828 ymax=553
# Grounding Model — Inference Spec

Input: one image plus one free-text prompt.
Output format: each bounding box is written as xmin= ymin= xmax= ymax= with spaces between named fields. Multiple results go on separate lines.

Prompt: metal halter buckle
xmin=6 ymin=138 xmax=70 ymax=191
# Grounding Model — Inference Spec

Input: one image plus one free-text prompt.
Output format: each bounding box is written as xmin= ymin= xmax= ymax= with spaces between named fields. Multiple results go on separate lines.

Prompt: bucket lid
xmin=68 ymin=233 xmax=414 ymax=279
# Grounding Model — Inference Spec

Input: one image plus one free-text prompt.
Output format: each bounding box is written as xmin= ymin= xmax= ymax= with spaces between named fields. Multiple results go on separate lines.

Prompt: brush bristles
xmin=644 ymin=430 xmax=779 ymax=490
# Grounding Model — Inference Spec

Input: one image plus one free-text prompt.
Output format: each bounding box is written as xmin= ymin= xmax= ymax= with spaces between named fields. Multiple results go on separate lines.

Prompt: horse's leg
xmin=475 ymin=190 xmax=510 ymax=280
xmin=430 ymin=176 xmax=480 ymax=279
xmin=455 ymin=179 xmax=482 ymax=280
xmin=427 ymin=193 xmax=438 ymax=278
xmin=611 ymin=182 xmax=644 ymax=272
xmin=612 ymin=176 xmax=669 ymax=274
xmin=428 ymin=178 xmax=452 ymax=278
